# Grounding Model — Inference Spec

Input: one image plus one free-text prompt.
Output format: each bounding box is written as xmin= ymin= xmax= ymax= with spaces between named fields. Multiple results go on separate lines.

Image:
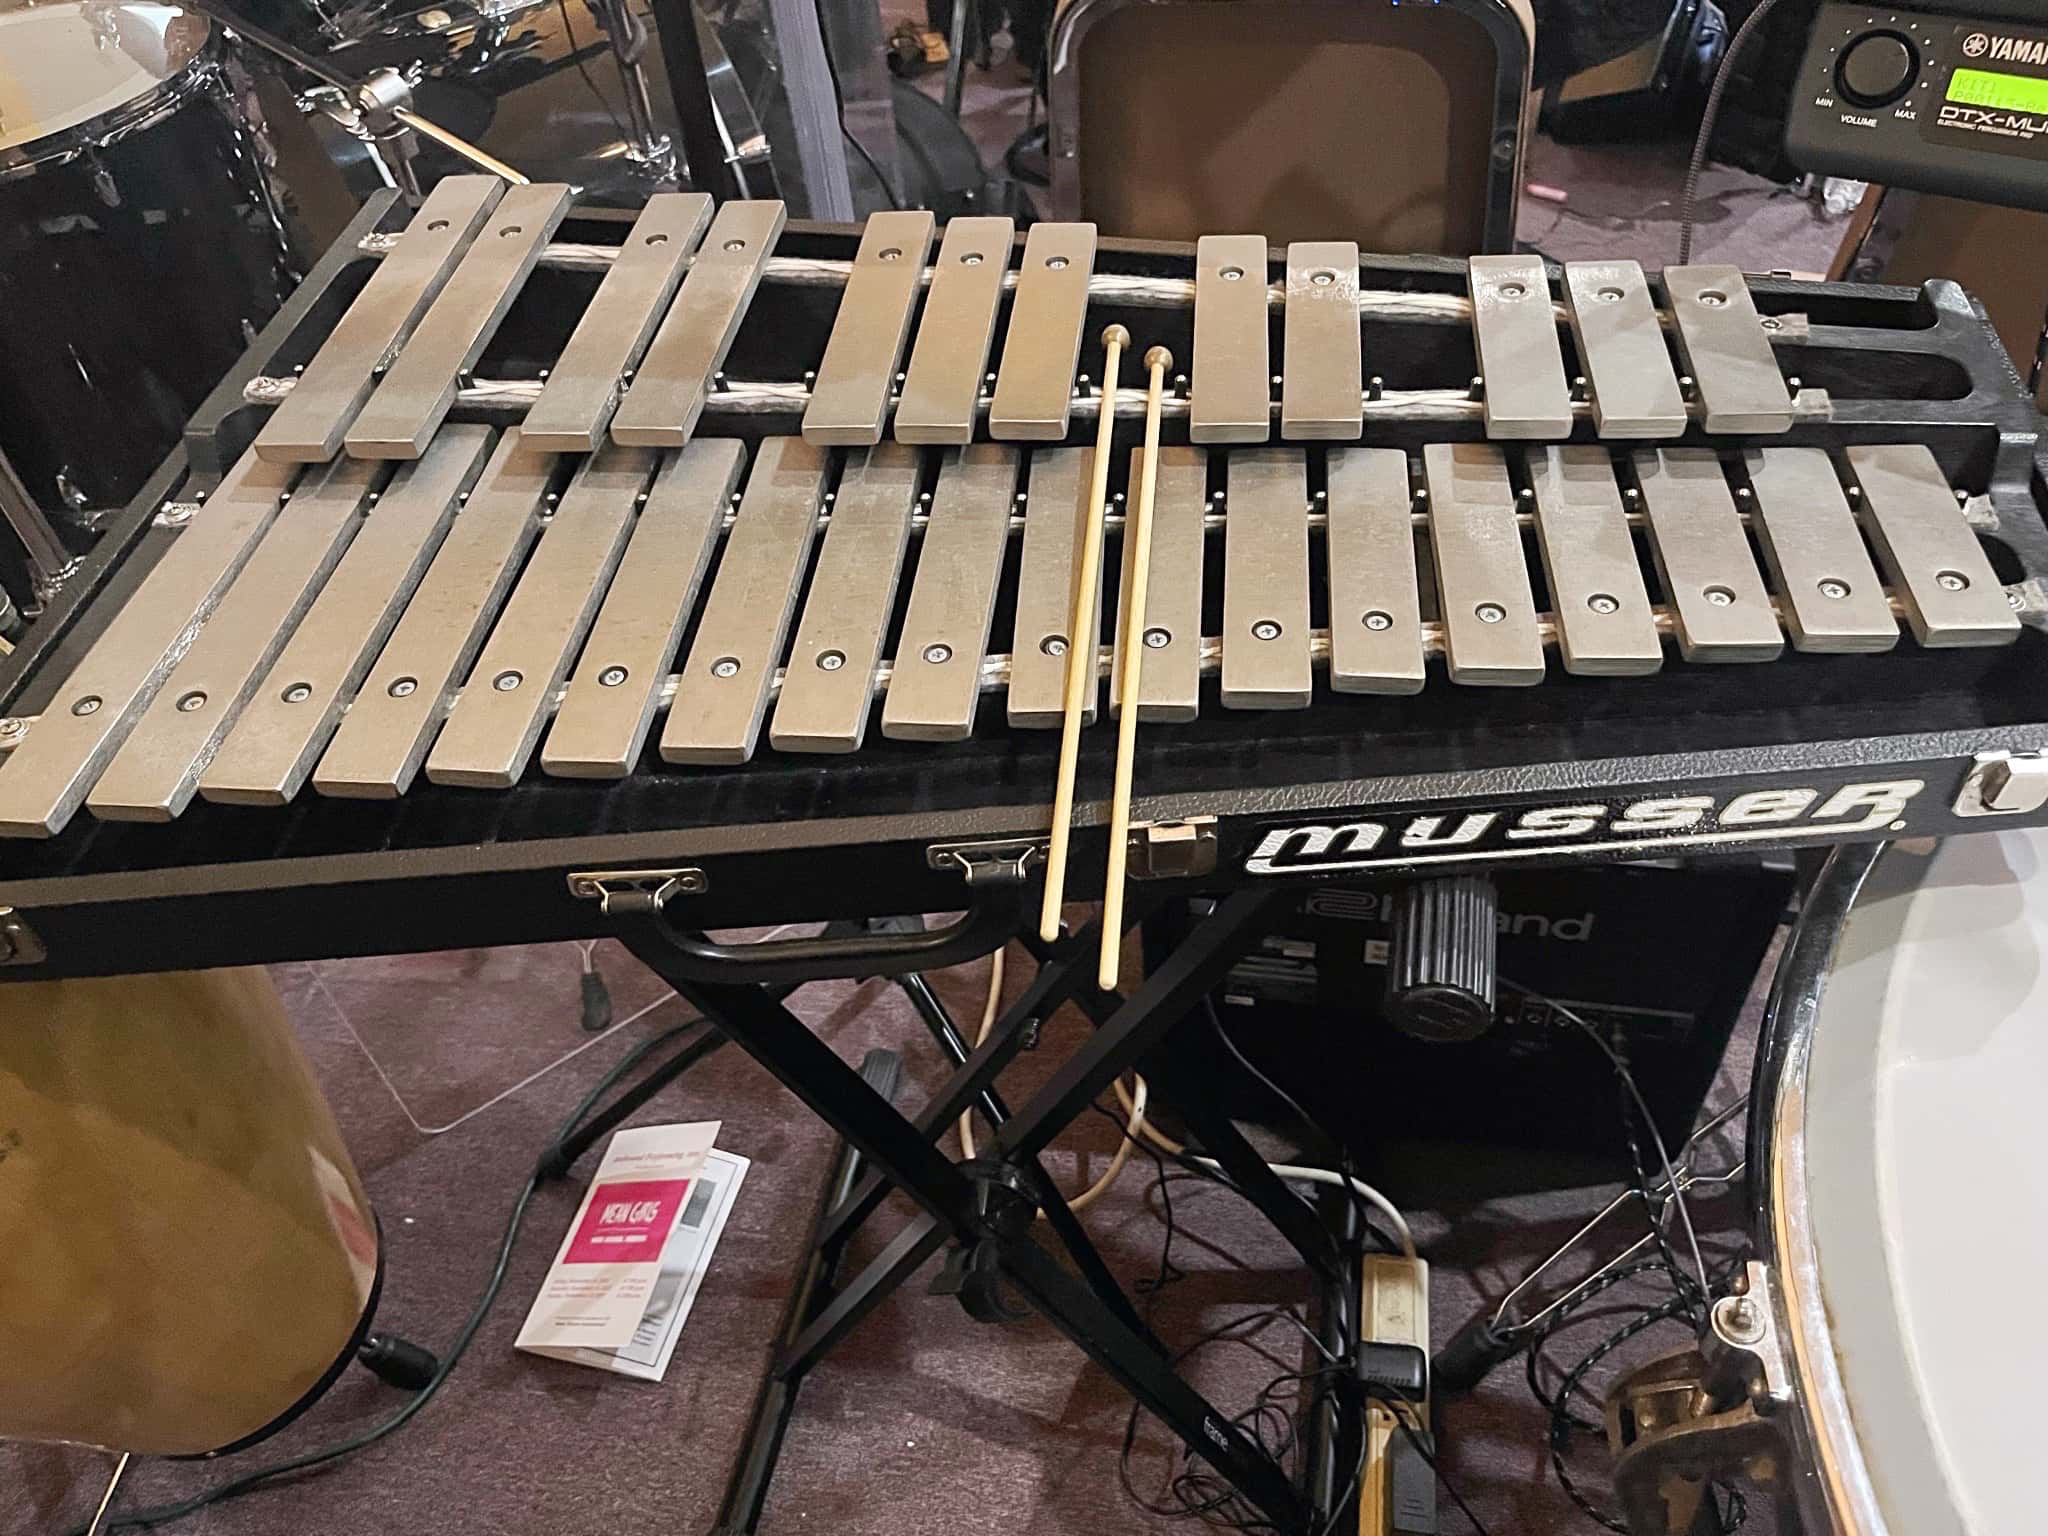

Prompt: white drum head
xmin=1779 ymin=831 xmax=2048 ymax=1535
xmin=0 ymin=3 xmax=209 ymax=155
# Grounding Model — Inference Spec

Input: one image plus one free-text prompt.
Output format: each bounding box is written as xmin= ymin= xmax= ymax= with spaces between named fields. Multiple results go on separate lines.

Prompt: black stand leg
xmin=613 ymin=885 xmax=1323 ymax=1536
xmin=715 ymin=1048 xmax=904 ymax=1536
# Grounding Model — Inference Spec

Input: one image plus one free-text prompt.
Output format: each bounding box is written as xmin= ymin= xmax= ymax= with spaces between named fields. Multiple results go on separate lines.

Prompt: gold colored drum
xmin=0 ymin=967 xmax=377 ymax=1455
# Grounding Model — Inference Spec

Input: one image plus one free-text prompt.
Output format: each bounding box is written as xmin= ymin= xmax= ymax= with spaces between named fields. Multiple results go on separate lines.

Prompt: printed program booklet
xmin=516 ymin=1121 xmax=749 ymax=1381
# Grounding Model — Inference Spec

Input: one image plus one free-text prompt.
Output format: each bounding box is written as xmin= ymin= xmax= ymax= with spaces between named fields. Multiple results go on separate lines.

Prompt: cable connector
xmin=1356 ymin=1341 xmax=1429 ymax=1402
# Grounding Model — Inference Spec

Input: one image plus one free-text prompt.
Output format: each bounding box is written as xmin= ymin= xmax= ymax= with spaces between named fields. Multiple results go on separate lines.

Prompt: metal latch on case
xmin=1954 ymin=751 xmax=2048 ymax=817
xmin=1128 ymin=817 xmax=1217 ymax=880
xmin=565 ymin=867 xmax=709 ymax=914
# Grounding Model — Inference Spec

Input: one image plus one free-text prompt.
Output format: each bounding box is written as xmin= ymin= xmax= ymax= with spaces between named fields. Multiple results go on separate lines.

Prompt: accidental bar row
xmin=253 ymin=184 xmax=1808 ymax=468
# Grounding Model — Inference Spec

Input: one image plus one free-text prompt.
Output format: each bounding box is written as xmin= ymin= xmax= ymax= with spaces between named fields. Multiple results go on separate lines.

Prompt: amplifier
xmin=1787 ymin=1 xmax=2048 ymax=210
xmin=1148 ymin=860 xmax=1790 ymax=1185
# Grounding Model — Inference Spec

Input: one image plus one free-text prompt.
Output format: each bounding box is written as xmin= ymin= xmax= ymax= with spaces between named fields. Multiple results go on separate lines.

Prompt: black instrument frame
xmin=4 ymin=194 xmax=2048 ymax=979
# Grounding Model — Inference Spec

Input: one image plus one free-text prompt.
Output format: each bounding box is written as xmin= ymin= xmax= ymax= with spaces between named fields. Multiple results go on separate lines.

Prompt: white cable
xmin=957 ymin=939 xmax=1418 ymax=1259
xmin=956 ymin=944 xmax=1145 ymax=1214
xmin=1112 ymin=1066 xmax=1418 ymax=1261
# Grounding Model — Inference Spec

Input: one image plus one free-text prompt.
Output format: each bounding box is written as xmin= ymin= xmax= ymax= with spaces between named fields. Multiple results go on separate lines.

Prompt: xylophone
xmin=1 ymin=178 xmax=2046 ymax=978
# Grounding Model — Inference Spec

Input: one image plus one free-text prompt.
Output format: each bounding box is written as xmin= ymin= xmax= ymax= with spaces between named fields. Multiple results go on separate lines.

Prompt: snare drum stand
xmin=594 ymin=881 xmax=1359 ymax=1536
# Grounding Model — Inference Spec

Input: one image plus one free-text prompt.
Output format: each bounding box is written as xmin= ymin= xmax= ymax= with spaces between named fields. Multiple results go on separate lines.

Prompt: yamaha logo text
xmin=1244 ymin=780 xmax=1924 ymax=876
xmin=1965 ymin=33 xmax=2048 ymax=67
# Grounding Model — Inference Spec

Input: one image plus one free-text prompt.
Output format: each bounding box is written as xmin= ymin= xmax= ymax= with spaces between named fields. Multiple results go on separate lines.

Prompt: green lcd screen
xmin=1947 ymin=67 xmax=2048 ymax=115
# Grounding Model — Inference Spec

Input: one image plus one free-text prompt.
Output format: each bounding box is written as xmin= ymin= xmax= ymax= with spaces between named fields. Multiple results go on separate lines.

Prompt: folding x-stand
xmin=596 ymin=881 xmax=1362 ymax=1536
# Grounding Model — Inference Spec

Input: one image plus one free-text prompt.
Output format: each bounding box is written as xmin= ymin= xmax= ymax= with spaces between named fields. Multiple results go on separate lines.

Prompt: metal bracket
xmin=925 ymin=838 xmax=1046 ymax=887
xmin=1129 ymin=817 xmax=1217 ymax=880
xmin=566 ymin=867 xmax=709 ymax=915
xmin=1953 ymin=749 xmax=2048 ymax=818
xmin=0 ymin=908 xmax=47 ymax=967
xmin=1705 ymin=1260 xmax=1792 ymax=1410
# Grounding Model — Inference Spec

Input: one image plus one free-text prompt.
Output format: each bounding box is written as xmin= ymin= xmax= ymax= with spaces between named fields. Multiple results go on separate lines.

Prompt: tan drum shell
xmin=0 ymin=967 xmax=377 ymax=1454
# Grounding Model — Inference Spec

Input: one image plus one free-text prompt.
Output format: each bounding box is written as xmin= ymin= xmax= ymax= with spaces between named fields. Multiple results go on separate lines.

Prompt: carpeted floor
xmin=6 ymin=926 xmax=1762 ymax=1536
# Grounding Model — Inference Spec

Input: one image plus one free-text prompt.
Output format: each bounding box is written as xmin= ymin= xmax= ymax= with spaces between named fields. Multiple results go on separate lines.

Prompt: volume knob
xmin=1838 ymin=32 xmax=1919 ymax=108
xmin=1384 ymin=875 xmax=1498 ymax=1042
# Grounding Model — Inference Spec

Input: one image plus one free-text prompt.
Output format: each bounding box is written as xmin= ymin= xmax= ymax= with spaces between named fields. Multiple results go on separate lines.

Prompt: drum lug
xmin=1703 ymin=1259 xmax=1793 ymax=1410
xmin=565 ymin=867 xmax=709 ymax=914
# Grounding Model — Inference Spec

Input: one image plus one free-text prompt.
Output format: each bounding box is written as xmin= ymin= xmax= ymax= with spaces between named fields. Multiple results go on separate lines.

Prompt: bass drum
xmin=0 ymin=3 xmax=297 ymax=533
xmin=1755 ymin=832 xmax=2047 ymax=1534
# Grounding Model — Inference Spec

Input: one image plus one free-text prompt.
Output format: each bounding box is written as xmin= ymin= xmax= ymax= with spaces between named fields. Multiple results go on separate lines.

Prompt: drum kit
xmin=0 ymin=0 xmax=777 ymax=623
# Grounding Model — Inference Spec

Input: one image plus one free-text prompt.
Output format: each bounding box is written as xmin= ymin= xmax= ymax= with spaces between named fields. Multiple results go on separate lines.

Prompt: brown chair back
xmin=1048 ymin=0 xmax=1534 ymax=254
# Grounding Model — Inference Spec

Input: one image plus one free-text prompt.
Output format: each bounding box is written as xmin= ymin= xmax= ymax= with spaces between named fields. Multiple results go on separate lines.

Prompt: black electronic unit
xmin=1787 ymin=1 xmax=2048 ymax=211
xmin=1148 ymin=861 xmax=1790 ymax=1182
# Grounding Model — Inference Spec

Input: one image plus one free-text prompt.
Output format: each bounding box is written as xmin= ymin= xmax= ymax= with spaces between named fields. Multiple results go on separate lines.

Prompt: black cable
xmin=556 ymin=0 xmax=631 ymax=148
xmin=79 ymin=1019 xmax=710 ymax=1535
xmin=1677 ymin=0 xmax=1792 ymax=264
xmin=1498 ymin=978 xmax=1710 ymax=1306
xmin=1202 ymin=998 xmax=1379 ymax=1258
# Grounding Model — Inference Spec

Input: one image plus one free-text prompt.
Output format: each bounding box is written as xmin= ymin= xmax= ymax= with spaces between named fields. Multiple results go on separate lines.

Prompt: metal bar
xmin=1190 ymin=235 xmax=1272 ymax=444
xmin=1744 ymin=447 xmax=1897 ymax=653
xmin=1007 ymin=447 xmax=1094 ymax=726
xmin=988 ymin=224 xmax=1096 ymax=440
xmin=612 ymin=201 xmax=787 ymax=447
xmin=1527 ymin=446 xmax=1663 ymax=675
xmin=1469 ymin=255 xmax=1572 ymax=440
xmin=425 ymin=445 xmax=654 ymax=787
xmin=345 ymin=183 xmax=573 ymax=459
xmin=1325 ymin=447 xmax=1424 ymax=694
xmin=1633 ymin=448 xmax=1783 ymax=662
xmin=894 ymin=217 xmax=1016 ymax=445
xmin=542 ymin=439 xmax=747 ymax=778
xmin=1110 ymin=445 xmax=1203 ymax=721
xmin=200 ymin=428 xmax=493 ymax=806
xmin=1421 ymin=443 xmax=1545 ymax=685
xmin=663 ymin=437 xmax=831 ymax=763
xmin=0 ymin=451 xmax=298 ymax=838
xmin=803 ymin=212 xmax=937 ymax=445
xmin=881 ymin=446 xmax=1018 ymax=740
xmin=1220 ymin=450 xmax=1312 ymax=708
xmin=88 ymin=458 xmax=383 ymax=821
xmin=521 ymin=194 xmax=714 ymax=452
xmin=256 ymin=176 xmax=502 ymax=463
xmin=1664 ymin=266 xmax=1794 ymax=435
xmin=769 ymin=445 xmax=920 ymax=751
xmin=1564 ymin=261 xmax=1687 ymax=440
xmin=1846 ymin=443 xmax=2019 ymax=648
xmin=311 ymin=433 xmax=553 ymax=797
xmin=1281 ymin=243 xmax=1363 ymax=441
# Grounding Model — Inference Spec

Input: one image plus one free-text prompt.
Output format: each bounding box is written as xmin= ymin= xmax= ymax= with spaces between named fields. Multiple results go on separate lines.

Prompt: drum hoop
xmin=0 ymin=29 xmax=222 ymax=183
xmin=1758 ymin=840 xmax=1892 ymax=1536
